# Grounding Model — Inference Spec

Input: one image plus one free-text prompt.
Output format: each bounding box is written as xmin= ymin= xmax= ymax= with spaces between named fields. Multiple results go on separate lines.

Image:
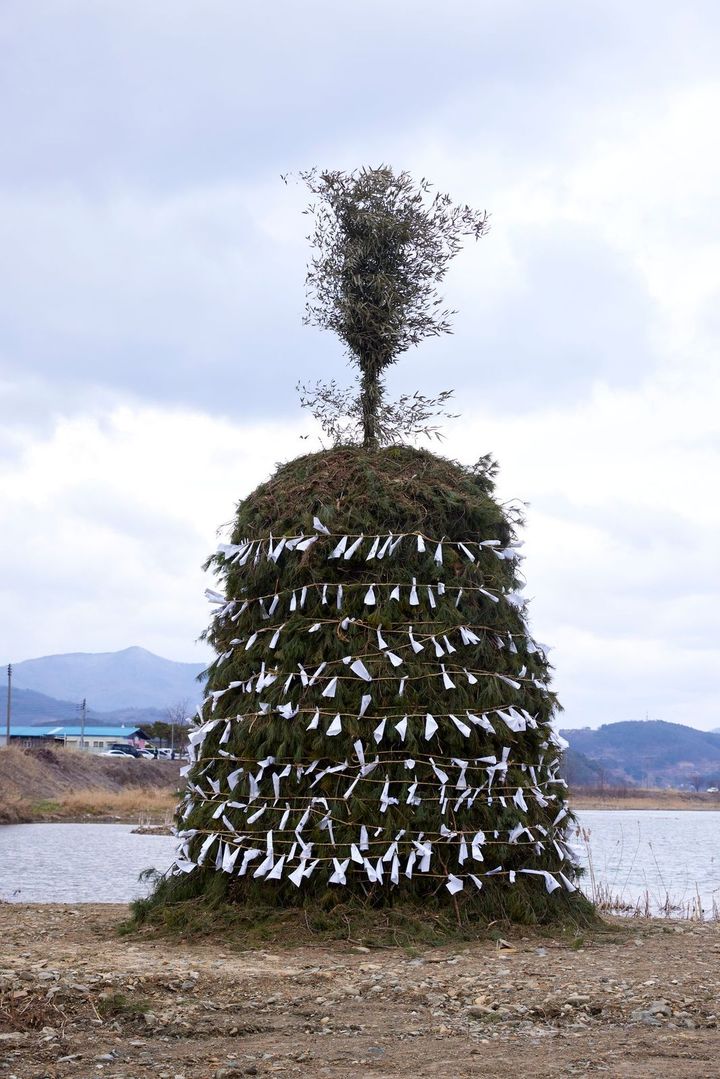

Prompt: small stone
xmin=630 ymin=1009 xmax=661 ymax=1025
xmin=467 ymin=1005 xmax=492 ymax=1018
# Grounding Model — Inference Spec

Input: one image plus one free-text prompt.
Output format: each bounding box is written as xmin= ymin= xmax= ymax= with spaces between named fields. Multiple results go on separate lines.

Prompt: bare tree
xmin=165 ymin=698 xmax=191 ymax=755
xmin=298 ymin=166 xmax=489 ymax=447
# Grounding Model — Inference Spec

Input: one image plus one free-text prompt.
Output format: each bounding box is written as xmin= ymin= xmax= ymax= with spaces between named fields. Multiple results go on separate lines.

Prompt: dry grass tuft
xmin=571 ymin=786 xmax=720 ymax=811
xmin=0 ymin=989 xmax=69 ymax=1033
xmin=55 ymin=787 xmax=176 ymax=819
xmin=0 ymin=744 xmax=180 ymax=823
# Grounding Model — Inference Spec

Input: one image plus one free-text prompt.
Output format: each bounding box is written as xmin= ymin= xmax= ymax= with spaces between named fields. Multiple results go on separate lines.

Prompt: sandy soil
xmin=1 ymin=905 xmax=719 ymax=1078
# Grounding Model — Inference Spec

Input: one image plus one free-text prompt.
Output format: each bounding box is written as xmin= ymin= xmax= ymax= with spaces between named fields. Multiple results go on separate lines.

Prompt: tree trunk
xmin=360 ymin=365 xmax=382 ymax=448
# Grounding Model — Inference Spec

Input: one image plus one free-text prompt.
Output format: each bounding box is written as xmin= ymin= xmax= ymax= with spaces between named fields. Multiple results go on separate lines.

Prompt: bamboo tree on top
xmin=298 ymin=166 xmax=488 ymax=447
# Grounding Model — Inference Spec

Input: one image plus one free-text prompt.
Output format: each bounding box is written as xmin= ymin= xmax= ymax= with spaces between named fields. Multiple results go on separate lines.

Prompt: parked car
xmin=108 ymin=743 xmax=142 ymax=758
xmin=102 ymin=748 xmax=135 ymax=757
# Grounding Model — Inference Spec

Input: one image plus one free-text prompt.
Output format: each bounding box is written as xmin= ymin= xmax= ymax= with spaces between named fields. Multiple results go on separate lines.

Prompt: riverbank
xmin=0 ymin=746 xmax=180 ymax=825
xmin=3 ymin=745 xmax=717 ymax=826
xmin=571 ymin=788 xmax=720 ymax=811
xmin=1 ymin=904 xmax=718 ymax=1077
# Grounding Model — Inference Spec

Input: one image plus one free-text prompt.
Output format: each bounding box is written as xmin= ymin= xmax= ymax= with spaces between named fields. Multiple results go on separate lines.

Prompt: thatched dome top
xmin=225 ymin=443 xmax=514 ymax=551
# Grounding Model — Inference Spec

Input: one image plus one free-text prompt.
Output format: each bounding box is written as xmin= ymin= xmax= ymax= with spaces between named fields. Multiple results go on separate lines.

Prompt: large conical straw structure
xmin=156 ymin=446 xmax=585 ymax=924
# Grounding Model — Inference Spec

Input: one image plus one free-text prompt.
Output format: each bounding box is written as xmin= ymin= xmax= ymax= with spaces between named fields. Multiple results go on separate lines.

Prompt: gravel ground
xmin=1 ymin=904 xmax=719 ymax=1078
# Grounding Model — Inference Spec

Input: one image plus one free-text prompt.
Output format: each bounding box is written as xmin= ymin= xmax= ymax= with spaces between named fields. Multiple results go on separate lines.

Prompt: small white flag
xmin=344 ymin=534 xmax=364 ymax=558
xmin=350 ymin=659 xmax=372 ymax=681
xmin=424 ymin=714 xmax=438 ymax=739
xmin=366 ymin=535 xmax=380 ymax=559
xmin=330 ymin=535 xmax=348 ymax=558
xmin=326 ymin=714 xmax=342 ymax=736
xmin=322 ymin=677 xmax=338 ymax=698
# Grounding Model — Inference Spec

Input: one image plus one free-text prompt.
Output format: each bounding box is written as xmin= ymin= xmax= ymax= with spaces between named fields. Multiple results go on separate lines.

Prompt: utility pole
xmin=80 ymin=697 xmax=86 ymax=751
xmin=5 ymin=664 xmax=11 ymax=746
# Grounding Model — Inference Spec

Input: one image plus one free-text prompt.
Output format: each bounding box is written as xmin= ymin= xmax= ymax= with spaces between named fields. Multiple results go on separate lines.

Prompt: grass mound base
xmin=127 ymin=869 xmax=596 ymax=949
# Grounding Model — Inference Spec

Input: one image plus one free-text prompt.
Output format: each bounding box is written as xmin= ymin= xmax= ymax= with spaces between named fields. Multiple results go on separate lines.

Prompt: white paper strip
xmin=366 ymin=535 xmax=380 ymax=559
xmin=350 ymin=658 xmax=372 ymax=681
xmin=424 ymin=714 xmax=439 ymax=739
xmin=326 ymin=714 xmax=342 ymax=736
xmin=330 ymin=535 xmax=348 ymax=558
xmin=344 ymin=534 xmax=364 ymax=559
xmin=322 ymin=677 xmax=338 ymax=698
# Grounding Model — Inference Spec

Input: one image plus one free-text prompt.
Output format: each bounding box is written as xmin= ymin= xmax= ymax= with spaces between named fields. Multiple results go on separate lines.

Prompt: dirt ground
xmin=1 ymin=905 xmax=719 ymax=1078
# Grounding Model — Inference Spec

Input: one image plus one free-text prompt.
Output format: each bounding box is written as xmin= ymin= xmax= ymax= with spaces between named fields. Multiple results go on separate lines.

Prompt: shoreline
xmin=571 ymin=791 xmax=720 ymax=812
xmin=4 ymin=796 xmax=720 ymax=826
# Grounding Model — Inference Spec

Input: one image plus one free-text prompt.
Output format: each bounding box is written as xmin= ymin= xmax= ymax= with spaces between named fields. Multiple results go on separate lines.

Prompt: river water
xmin=0 ymin=812 xmax=718 ymax=913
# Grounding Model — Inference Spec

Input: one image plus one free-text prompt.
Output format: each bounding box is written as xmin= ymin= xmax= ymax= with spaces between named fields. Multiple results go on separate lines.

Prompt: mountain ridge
xmin=560 ymin=719 xmax=720 ymax=787
xmin=7 ymin=686 xmax=173 ymax=729
xmin=10 ymin=646 xmax=206 ymax=711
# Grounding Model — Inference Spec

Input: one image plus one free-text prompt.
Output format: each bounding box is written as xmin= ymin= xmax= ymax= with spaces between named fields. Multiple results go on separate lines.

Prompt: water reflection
xmin=575 ymin=809 xmax=720 ymax=915
xmin=0 ymin=822 xmax=177 ymax=904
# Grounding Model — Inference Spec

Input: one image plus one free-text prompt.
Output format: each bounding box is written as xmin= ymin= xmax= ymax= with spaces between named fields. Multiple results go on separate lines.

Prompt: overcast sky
xmin=1 ymin=1 xmax=719 ymax=729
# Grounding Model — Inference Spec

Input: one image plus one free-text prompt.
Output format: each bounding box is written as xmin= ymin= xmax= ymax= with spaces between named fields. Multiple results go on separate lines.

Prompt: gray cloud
xmin=1 ymin=0 xmax=719 ymax=731
xmin=1 ymin=0 xmax=718 ymax=429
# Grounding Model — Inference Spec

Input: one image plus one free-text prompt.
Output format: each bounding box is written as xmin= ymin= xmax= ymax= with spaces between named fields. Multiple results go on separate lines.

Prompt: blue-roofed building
xmin=1 ymin=725 xmax=150 ymax=752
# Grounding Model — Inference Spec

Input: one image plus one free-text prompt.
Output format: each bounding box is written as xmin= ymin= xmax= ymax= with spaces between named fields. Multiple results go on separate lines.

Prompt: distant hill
xmin=8 ymin=687 xmax=176 ymax=729
xmin=562 ymin=720 xmax=720 ymax=788
xmin=560 ymin=747 xmax=622 ymax=788
xmin=10 ymin=647 xmax=206 ymax=711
